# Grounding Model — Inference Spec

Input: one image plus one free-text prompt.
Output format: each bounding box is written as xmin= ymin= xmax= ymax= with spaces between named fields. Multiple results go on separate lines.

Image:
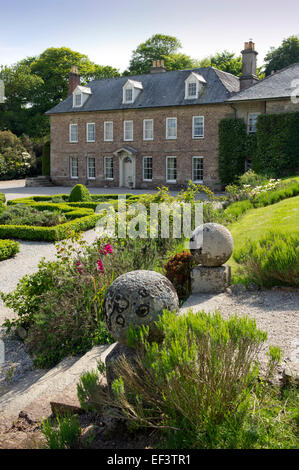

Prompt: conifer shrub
xmin=69 ymin=184 xmax=92 ymax=202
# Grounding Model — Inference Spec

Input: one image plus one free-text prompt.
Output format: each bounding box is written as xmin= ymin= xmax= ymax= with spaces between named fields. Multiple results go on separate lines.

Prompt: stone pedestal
xmin=191 ymin=265 xmax=231 ymax=294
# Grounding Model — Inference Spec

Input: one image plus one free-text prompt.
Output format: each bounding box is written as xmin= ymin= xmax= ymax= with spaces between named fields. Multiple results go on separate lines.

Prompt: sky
xmin=0 ymin=0 xmax=298 ymax=72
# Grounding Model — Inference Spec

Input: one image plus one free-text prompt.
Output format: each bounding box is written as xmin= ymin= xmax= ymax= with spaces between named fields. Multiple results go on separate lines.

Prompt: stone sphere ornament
xmin=103 ymin=270 xmax=179 ymax=345
xmin=190 ymin=223 xmax=233 ymax=267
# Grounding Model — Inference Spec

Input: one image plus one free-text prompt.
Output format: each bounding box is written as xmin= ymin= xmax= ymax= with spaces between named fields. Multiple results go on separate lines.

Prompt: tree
xmin=199 ymin=50 xmax=264 ymax=78
xmin=127 ymin=34 xmax=198 ymax=74
xmin=264 ymin=35 xmax=299 ymax=76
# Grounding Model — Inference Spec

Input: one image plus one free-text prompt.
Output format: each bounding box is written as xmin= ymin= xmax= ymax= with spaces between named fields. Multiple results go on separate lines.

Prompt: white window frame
xmin=192 ymin=156 xmax=204 ymax=183
xmin=104 ymin=121 xmax=113 ymax=141
xmin=192 ymin=116 xmax=204 ymax=139
xmin=187 ymin=81 xmax=197 ymax=99
xmin=69 ymin=123 xmax=78 ymax=143
xmin=70 ymin=156 xmax=78 ymax=179
xmin=143 ymin=156 xmax=153 ymax=182
xmin=125 ymin=87 xmax=133 ymax=103
xmin=104 ymin=156 xmax=114 ymax=180
xmin=87 ymin=156 xmax=96 ymax=180
xmin=86 ymin=122 xmax=95 ymax=142
xmin=143 ymin=119 xmax=154 ymax=141
xmin=248 ymin=113 xmax=260 ymax=133
xmin=123 ymin=120 xmax=133 ymax=141
xmin=73 ymin=93 xmax=82 ymax=107
xmin=166 ymin=156 xmax=177 ymax=183
xmin=166 ymin=117 xmax=177 ymax=140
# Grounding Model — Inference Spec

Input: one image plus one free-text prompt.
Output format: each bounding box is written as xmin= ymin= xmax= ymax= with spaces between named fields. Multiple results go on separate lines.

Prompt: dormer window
xmin=123 ymin=79 xmax=143 ymax=104
xmin=125 ymin=88 xmax=133 ymax=103
xmin=185 ymin=72 xmax=206 ymax=100
xmin=74 ymin=93 xmax=82 ymax=107
xmin=72 ymin=85 xmax=92 ymax=108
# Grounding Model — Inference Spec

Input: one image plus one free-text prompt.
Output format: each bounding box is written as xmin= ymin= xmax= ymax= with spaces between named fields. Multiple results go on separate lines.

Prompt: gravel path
xmin=181 ymin=287 xmax=299 ymax=380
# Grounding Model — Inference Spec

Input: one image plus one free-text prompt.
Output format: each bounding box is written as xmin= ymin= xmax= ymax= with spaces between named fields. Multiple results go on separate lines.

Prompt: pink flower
xmin=104 ymin=243 xmax=113 ymax=255
xmin=97 ymin=259 xmax=104 ymax=273
xmin=75 ymin=260 xmax=84 ymax=274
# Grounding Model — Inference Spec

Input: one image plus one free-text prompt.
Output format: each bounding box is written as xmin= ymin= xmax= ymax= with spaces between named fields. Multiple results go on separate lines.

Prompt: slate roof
xmin=228 ymin=63 xmax=299 ymax=102
xmin=45 ymin=67 xmax=240 ymax=115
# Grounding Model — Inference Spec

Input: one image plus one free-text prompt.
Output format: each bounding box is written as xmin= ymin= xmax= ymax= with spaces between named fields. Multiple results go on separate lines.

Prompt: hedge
xmin=0 ymin=213 xmax=101 ymax=241
xmin=218 ymin=118 xmax=248 ymax=185
xmin=255 ymin=112 xmax=299 ymax=177
xmin=0 ymin=193 xmax=5 ymax=203
xmin=0 ymin=239 xmax=20 ymax=261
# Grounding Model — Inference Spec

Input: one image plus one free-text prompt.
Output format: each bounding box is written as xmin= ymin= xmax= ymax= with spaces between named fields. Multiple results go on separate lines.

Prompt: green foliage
xmin=0 ymin=130 xmax=35 ymax=180
xmin=0 ymin=193 xmax=6 ymax=203
xmin=0 ymin=204 xmax=67 ymax=227
xmin=255 ymin=112 xmax=299 ymax=177
xmin=42 ymin=140 xmax=50 ymax=176
xmin=233 ymin=231 xmax=299 ymax=288
xmin=69 ymin=184 xmax=92 ymax=202
xmin=264 ymin=35 xmax=299 ymax=76
xmin=77 ymin=369 xmax=103 ymax=413
xmin=41 ymin=414 xmax=81 ymax=449
xmin=0 ymin=239 xmax=20 ymax=261
xmin=108 ymin=310 xmax=292 ymax=448
xmin=238 ymin=170 xmax=268 ymax=187
xmin=127 ymin=34 xmax=197 ymax=74
xmin=218 ymin=118 xmax=247 ymax=185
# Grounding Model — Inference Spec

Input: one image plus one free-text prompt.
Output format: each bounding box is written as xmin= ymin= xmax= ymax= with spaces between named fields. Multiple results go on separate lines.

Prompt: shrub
xmin=0 ymin=193 xmax=5 ymax=203
xmin=0 ymin=130 xmax=35 ymax=180
xmin=233 ymin=231 xmax=299 ymax=288
xmin=0 ymin=239 xmax=20 ymax=261
xmin=238 ymin=170 xmax=268 ymax=187
xmin=69 ymin=184 xmax=92 ymax=202
xmin=41 ymin=141 xmax=50 ymax=176
xmin=105 ymin=310 xmax=288 ymax=449
xmin=164 ymin=251 xmax=196 ymax=299
xmin=41 ymin=414 xmax=81 ymax=449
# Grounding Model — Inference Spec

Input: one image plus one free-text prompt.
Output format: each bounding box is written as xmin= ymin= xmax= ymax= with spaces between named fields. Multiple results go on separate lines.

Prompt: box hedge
xmin=0 ymin=239 xmax=20 ymax=261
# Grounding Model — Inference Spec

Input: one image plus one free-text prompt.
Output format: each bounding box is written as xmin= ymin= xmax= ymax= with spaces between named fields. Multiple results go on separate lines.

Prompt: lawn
xmin=228 ymin=195 xmax=299 ymax=279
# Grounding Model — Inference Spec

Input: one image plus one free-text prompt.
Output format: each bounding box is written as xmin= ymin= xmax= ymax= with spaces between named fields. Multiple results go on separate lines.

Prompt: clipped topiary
xmin=69 ymin=184 xmax=92 ymax=202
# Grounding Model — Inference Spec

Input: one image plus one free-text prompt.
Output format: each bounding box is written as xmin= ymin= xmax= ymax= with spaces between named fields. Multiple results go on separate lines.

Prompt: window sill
xmin=192 ymin=180 xmax=203 ymax=184
xmin=86 ymin=140 xmax=95 ymax=143
xmin=166 ymin=137 xmax=177 ymax=140
xmin=143 ymin=179 xmax=152 ymax=182
xmin=166 ymin=180 xmax=177 ymax=184
xmin=192 ymin=136 xmax=204 ymax=140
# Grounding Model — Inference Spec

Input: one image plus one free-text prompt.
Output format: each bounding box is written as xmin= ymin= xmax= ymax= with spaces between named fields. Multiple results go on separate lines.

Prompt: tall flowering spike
xmin=97 ymin=258 xmax=104 ymax=273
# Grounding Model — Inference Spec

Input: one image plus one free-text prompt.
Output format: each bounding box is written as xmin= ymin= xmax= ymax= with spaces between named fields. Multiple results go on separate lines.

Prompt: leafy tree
xmin=264 ymin=35 xmax=299 ymax=76
xmin=127 ymin=34 xmax=197 ymax=74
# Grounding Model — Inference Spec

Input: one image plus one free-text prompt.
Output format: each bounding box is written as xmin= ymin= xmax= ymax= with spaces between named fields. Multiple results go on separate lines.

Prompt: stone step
xmin=25 ymin=177 xmax=53 ymax=187
xmin=0 ymin=344 xmax=115 ymax=433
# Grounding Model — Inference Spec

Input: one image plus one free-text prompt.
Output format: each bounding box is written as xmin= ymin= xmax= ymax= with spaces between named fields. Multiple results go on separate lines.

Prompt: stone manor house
xmin=46 ymin=41 xmax=299 ymax=190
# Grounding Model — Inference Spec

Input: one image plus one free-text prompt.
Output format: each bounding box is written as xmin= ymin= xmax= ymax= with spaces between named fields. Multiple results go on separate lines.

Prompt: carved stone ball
xmin=103 ymin=270 xmax=179 ymax=345
xmin=190 ymin=223 xmax=233 ymax=267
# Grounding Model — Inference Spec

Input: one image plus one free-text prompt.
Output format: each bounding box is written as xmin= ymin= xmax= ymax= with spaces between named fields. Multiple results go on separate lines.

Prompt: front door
xmin=123 ymin=156 xmax=134 ymax=188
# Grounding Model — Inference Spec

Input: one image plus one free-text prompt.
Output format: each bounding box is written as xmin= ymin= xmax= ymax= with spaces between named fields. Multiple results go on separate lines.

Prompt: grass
xmin=228 ymin=195 xmax=299 ymax=281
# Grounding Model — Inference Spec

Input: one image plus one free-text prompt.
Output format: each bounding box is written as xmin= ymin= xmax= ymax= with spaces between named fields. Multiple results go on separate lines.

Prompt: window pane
xmin=125 ymin=88 xmax=133 ymax=102
xmin=88 ymin=157 xmax=95 ymax=178
xmin=166 ymin=118 xmax=177 ymax=138
xmin=104 ymin=122 xmax=113 ymax=141
xmin=124 ymin=121 xmax=133 ymax=140
xmin=193 ymin=157 xmax=203 ymax=182
xmin=104 ymin=157 xmax=114 ymax=179
xmin=87 ymin=123 xmax=95 ymax=141
xmin=75 ymin=94 xmax=81 ymax=106
xmin=70 ymin=157 xmax=78 ymax=178
xmin=143 ymin=120 xmax=153 ymax=140
xmin=188 ymin=82 xmax=197 ymax=96
xmin=143 ymin=156 xmax=152 ymax=180
xmin=193 ymin=116 xmax=204 ymax=138
xmin=248 ymin=114 xmax=259 ymax=133
xmin=70 ymin=124 xmax=78 ymax=142
xmin=167 ymin=157 xmax=177 ymax=181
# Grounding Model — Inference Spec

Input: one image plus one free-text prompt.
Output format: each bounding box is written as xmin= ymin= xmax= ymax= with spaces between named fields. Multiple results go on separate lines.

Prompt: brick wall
xmin=50 ymin=104 xmax=233 ymax=190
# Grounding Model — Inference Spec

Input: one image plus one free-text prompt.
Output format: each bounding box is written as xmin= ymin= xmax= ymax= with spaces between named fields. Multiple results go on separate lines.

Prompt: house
xmin=46 ymin=41 xmax=299 ymax=190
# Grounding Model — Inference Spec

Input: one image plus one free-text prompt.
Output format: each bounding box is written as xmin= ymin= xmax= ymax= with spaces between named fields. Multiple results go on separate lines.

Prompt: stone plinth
xmin=191 ymin=265 xmax=231 ymax=294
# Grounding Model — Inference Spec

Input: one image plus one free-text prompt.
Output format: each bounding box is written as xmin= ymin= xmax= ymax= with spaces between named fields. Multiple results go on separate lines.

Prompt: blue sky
xmin=0 ymin=0 xmax=298 ymax=71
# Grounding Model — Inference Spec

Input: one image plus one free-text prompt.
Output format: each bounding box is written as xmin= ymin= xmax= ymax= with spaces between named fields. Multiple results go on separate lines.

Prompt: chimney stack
xmin=68 ymin=65 xmax=80 ymax=96
xmin=150 ymin=59 xmax=167 ymax=73
xmin=240 ymin=40 xmax=259 ymax=91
